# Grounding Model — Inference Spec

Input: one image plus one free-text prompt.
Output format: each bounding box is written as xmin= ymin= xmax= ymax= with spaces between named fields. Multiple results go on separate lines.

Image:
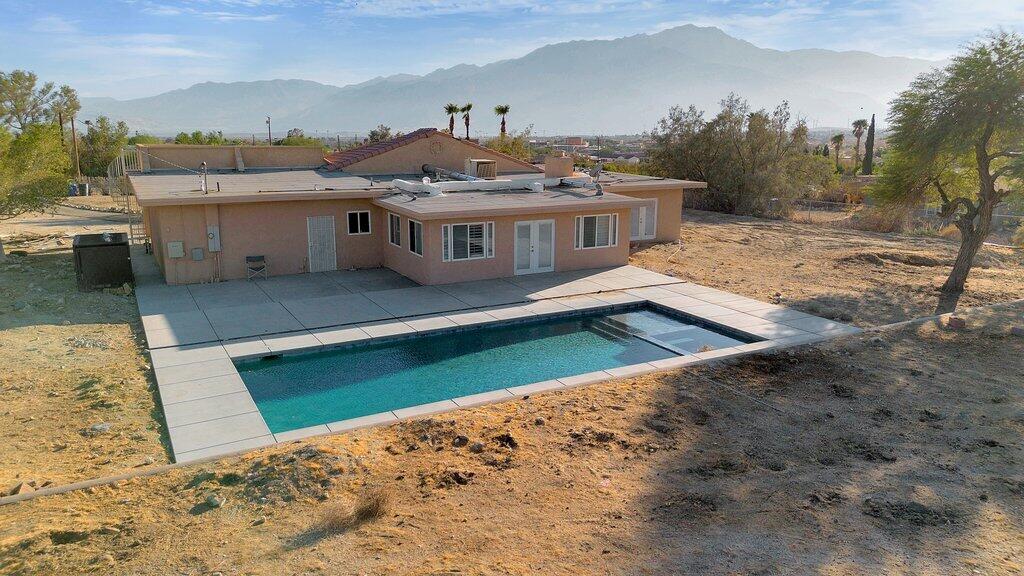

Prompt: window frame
xmin=387 ymin=212 xmax=402 ymax=247
xmin=346 ymin=210 xmax=372 ymax=235
xmin=574 ymin=213 xmax=618 ymax=250
xmin=408 ymin=219 xmax=424 ymax=257
xmin=441 ymin=221 xmax=495 ymax=262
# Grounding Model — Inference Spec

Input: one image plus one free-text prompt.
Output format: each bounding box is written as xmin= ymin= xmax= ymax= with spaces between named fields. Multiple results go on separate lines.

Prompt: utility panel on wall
xmin=207 ymin=225 xmax=222 ymax=252
xmin=167 ymin=241 xmax=185 ymax=259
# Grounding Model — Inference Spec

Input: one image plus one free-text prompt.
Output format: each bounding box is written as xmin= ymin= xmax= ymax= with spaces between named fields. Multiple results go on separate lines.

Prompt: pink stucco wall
xmin=606 ymin=184 xmax=684 ymax=243
xmin=148 ymin=199 xmax=384 ymax=284
xmin=382 ymin=209 xmax=631 ymax=285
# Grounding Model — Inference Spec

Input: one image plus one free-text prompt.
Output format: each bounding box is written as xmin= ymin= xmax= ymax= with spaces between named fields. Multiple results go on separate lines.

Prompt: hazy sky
xmin=1 ymin=0 xmax=1020 ymax=99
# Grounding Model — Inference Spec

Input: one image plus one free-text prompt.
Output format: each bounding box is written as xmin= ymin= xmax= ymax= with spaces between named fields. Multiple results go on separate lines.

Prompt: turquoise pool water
xmin=237 ymin=307 xmax=750 ymax=433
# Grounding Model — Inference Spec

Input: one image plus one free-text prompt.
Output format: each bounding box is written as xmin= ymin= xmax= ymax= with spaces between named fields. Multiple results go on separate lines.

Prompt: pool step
xmin=588 ymin=319 xmax=634 ymax=342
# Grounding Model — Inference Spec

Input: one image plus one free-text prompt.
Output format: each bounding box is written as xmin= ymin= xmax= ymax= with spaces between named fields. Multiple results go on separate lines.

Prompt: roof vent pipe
xmin=422 ymin=163 xmax=483 ymax=182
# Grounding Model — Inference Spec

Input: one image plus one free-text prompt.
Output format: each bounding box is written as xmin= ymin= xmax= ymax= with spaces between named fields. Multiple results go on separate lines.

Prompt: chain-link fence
xmin=684 ymin=187 xmax=1023 ymax=243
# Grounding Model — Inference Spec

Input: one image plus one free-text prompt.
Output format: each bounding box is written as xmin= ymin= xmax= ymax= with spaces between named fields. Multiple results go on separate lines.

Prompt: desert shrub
xmin=841 ymin=206 xmax=908 ymax=233
xmin=649 ymin=94 xmax=837 ymax=217
xmin=937 ymin=224 xmax=961 ymax=240
xmin=1012 ymin=223 xmax=1024 ymax=247
xmin=484 ymin=126 xmax=534 ymax=162
xmin=319 ymin=489 xmax=391 ymax=534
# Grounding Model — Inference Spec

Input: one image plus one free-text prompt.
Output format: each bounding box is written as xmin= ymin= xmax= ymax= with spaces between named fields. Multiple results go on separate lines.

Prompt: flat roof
xmin=131 ymin=168 xmax=703 ymax=209
xmin=598 ymin=171 xmax=707 ymax=189
xmin=130 ymin=169 xmax=388 ymax=206
xmin=374 ymin=187 xmax=648 ymax=220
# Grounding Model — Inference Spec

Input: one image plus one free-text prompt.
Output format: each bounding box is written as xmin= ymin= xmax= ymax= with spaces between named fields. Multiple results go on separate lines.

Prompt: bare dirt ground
xmin=0 ymin=302 xmax=1021 ymax=575
xmin=0 ymin=208 xmax=1021 ymax=575
xmin=631 ymin=210 xmax=1024 ymax=327
xmin=61 ymin=195 xmax=128 ymax=213
xmin=0 ymin=218 xmax=170 ymax=492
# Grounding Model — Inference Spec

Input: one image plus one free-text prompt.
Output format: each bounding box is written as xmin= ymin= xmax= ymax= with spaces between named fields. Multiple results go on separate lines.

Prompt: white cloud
xmin=134 ymin=0 xmax=283 ymax=22
xmin=327 ymin=0 xmax=652 ymax=18
xmin=30 ymin=15 xmax=80 ymax=34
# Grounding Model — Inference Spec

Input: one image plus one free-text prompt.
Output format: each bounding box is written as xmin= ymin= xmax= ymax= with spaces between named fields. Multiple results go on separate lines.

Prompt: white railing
xmin=105 ymin=146 xmax=147 ymax=246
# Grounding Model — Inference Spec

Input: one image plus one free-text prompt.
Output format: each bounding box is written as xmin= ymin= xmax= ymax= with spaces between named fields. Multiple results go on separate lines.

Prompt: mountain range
xmin=79 ymin=25 xmax=940 ymax=136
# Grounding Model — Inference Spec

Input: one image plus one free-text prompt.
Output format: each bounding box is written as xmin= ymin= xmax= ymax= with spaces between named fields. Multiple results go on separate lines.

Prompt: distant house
xmin=128 ymin=128 xmax=704 ymax=285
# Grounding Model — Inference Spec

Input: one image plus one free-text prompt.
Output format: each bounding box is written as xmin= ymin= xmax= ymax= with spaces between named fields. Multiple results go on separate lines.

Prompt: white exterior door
xmin=630 ymin=199 xmax=658 ymax=240
xmin=306 ymin=215 xmax=337 ymax=273
xmin=514 ymin=220 xmax=555 ymax=275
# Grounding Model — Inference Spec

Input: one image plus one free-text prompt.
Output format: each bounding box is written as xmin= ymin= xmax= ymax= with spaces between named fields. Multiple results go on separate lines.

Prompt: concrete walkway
xmin=131 ymin=249 xmax=858 ymax=463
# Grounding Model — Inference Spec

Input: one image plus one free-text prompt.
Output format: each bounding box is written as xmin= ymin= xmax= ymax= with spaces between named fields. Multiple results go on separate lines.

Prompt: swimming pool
xmin=236 ymin=305 xmax=754 ymax=433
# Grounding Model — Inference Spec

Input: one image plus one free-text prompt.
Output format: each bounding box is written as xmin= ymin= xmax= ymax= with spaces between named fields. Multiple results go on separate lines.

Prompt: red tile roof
xmin=323 ymin=127 xmax=541 ymax=173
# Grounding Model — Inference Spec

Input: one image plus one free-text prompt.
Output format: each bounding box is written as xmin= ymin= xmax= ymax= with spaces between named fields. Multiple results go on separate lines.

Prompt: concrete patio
xmin=132 ymin=249 xmax=859 ymax=463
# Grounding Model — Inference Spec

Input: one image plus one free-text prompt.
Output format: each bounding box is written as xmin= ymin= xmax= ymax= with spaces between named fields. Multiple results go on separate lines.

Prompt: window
xmin=409 ymin=219 xmax=423 ymax=256
xmin=388 ymin=213 xmax=401 ymax=246
xmin=347 ymin=211 xmax=371 ymax=235
xmin=442 ymin=222 xmax=494 ymax=262
xmin=575 ymin=214 xmax=618 ymax=249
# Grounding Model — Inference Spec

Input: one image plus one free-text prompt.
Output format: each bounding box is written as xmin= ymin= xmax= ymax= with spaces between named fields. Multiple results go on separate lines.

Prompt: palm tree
xmin=830 ymin=133 xmax=845 ymax=171
xmin=494 ymin=104 xmax=511 ymax=137
xmin=444 ymin=103 xmax=460 ymax=136
xmin=851 ymin=119 xmax=868 ymax=171
xmin=460 ymin=103 xmax=473 ymax=139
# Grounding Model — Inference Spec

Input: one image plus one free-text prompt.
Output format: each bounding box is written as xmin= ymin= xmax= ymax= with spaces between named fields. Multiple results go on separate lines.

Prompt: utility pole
xmin=57 ymin=111 xmax=66 ymax=144
xmin=266 ymin=116 xmax=272 ymax=145
xmin=336 ymin=134 xmax=341 ymax=151
xmin=70 ymin=115 xmax=82 ymax=180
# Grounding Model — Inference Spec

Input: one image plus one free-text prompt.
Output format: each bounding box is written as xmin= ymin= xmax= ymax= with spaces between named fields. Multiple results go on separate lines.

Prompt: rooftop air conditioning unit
xmin=465 ymin=158 xmax=497 ymax=180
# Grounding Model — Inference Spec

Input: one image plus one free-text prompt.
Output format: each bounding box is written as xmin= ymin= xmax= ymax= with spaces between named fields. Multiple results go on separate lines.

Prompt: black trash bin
xmin=72 ymin=232 xmax=134 ymax=291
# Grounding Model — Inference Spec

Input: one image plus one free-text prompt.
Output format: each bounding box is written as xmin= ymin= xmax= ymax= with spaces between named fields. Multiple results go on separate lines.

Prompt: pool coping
xmin=147 ymin=275 xmax=860 ymax=463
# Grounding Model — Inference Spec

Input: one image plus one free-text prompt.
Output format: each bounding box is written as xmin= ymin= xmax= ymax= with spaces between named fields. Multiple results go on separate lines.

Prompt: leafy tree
xmin=493 ymin=104 xmax=510 ymax=137
xmin=366 ymin=124 xmax=395 ymax=143
xmin=0 ymin=123 xmax=70 ymax=259
xmin=830 ymin=133 xmax=845 ymax=171
xmin=277 ymin=133 xmax=326 ymax=149
xmin=601 ymin=161 xmax=658 ymax=176
xmin=872 ymin=31 xmax=1024 ymax=313
xmin=51 ymin=84 xmax=80 ymax=142
xmin=79 ymin=116 xmax=129 ymax=176
xmin=484 ymin=125 xmax=534 ymax=162
xmin=649 ymin=94 xmax=837 ymax=216
xmin=128 ymin=133 xmax=163 ymax=145
xmin=0 ymin=70 xmax=58 ymax=131
xmin=171 ymin=130 xmax=239 ymax=145
xmin=460 ymin=103 xmax=473 ymax=139
xmin=861 ymin=114 xmax=876 ymax=175
xmin=444 ymin=103 xmax=460 ymax=136
xmin=852 ymin=119 xmax=869 ymax=170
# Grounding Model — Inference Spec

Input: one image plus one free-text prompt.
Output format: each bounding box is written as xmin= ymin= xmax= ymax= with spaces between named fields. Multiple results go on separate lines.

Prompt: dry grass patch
xmin=319 ymin=489 xmax=392 ymax=534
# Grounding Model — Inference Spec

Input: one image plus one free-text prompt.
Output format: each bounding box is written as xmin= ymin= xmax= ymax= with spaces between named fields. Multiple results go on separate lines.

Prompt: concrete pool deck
xmin=132 ymin=253 xmax=859 ymax=462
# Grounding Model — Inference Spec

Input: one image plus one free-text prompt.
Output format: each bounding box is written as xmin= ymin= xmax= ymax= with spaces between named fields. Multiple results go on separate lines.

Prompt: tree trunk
xmin=935 ymin=196 xmax=995 ymax=314
xmin=0 ymin=235 xmax=6 ymax=263
xmin=935 ymin=229 xmax=986 ymax=313
xmin=862 ymin=115 xmax=875 ymax=175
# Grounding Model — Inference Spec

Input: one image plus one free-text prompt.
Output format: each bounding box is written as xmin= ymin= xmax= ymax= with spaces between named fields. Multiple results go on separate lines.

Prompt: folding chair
xmin=246 ymin=255 xmax=268 ymax=280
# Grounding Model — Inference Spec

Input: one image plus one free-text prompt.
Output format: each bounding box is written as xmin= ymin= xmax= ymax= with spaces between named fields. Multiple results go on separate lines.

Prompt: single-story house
xmin=128 ymin=128 xmax=706 ymax=285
